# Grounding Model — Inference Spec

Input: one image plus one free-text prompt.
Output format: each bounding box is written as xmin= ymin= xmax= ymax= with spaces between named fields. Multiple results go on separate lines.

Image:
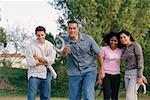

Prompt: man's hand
xmin=34 ymin=55 xmax=48 ymax=67
xmin=34 ymin=56 xmax=47 ymax=63
xmin=36 ymin=61 xmax=48 ymax=66
xmin=63 ymin=45 xmax=71 ymax=55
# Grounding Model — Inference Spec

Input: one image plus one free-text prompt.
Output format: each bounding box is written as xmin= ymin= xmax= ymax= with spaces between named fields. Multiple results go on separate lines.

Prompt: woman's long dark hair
xmin=119 ymin=30 xmax=135 ymax=42
xmin=119 ymin=30 xmax=135 ymax=48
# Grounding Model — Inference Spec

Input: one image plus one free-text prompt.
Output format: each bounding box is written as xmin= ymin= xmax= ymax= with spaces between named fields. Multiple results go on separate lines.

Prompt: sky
xmin=0 ymin=0 xmax=61 ymax=36
xmin=0 ymin=0 xmax=63 ymax=53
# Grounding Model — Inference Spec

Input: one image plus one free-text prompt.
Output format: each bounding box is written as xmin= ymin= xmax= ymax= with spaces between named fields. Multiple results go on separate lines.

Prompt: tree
xmin=0 ymin=27 xmax=12 ymax=89
xmin=46 ymin=32 xmax=55 ymax=44
xmin=0 ymin=27 xmax=7 ymax=47
xmin=50 ymin=0 xmax=150 ymax=44
xmin=49 ymin=0 xmax=150 ymax=94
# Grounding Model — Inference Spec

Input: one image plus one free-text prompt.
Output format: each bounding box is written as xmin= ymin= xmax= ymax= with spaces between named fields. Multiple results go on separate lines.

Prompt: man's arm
xmin=97 ymin=52 xmax=105 ymax=85
xmin=25 ymin=45 xmax=37 ymax=67
xmin=42 ymin=43 xmax=56 ymax=66
xmin=34 ymin=56 xmax=48 ymax=67
xmin=97 ymin=51 xmax=105 ymax=79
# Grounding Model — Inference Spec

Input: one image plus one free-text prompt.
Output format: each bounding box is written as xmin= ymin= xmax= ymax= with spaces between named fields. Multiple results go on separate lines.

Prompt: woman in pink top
xmin=98 ymin=32 xmax=122 ymax=100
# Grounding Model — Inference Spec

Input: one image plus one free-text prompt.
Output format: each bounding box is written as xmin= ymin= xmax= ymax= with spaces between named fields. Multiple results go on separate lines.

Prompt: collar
xmin=34 ymin=39 xmax=46 ymax=45
xmin=67 ymin=33 xmax=85 ymax=43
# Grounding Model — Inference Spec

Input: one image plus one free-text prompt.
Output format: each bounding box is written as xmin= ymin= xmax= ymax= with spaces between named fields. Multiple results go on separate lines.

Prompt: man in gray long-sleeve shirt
xmin=62 ymin=20 xmax=101 ymax=100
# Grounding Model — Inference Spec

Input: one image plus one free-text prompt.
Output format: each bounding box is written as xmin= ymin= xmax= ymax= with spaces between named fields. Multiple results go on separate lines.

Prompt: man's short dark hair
xmin=67 ymin=20 xmax=78 ymax=26
xmin=35 ymin=26 xmax=46 ymax=34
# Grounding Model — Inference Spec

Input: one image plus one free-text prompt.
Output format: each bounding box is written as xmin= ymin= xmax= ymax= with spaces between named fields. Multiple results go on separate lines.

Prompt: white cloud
xmin=0 ymin=0 xmax=60 ymax=36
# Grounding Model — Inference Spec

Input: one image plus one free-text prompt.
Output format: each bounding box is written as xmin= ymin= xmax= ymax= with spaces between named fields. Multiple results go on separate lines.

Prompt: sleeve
xmin=25 ymin=44 xmax=37 ymax=67
xmin=89 ymin=36 xmax=101 ymax=55
xmin=100 ymin=47 xmax=105 ymax=57
xmin=99 ymin=47 xmax=105 ymax=65
xmin=134 ymin=42 xmax=144 ymax=78
xmin=43 ymin=43 xmax=56 ymax=66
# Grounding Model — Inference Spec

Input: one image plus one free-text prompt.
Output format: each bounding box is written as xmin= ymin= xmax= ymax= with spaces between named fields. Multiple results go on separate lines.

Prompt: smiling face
xmin=67 ymin=23 xmax=79 ymax=40
xmin=110 ymin=36 xmax=118 ymax=49
xmin=36 ymin=31 xmax=46 ymax=44
xmin=120 ymin=33 xmax=131 ymax=45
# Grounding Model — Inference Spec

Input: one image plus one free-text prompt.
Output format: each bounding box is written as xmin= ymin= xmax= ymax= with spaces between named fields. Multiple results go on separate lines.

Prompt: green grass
xmin=1 ymin=89 xmax=150 ymax=100
xmin=0 ymin=97 xmax=67 ymax=100
xmin=0 ymin=89 xmax=150 ymax=100
xmin=0 ymin=90 xmax=150 ymax=100
xmin=0 ymin=96 xmax=150 ymax=100
xmin=0 ymin=67 xmax=150 ymax=100
xmin=0 ymin=90 xmax=27 ymax=96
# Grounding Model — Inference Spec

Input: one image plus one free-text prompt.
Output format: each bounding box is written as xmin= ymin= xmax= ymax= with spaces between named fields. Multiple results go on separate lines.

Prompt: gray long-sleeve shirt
xmin=64 ymin=33 xmax=101 ymax=76
xmin=122 ymin=42 xmax=144 ymax=78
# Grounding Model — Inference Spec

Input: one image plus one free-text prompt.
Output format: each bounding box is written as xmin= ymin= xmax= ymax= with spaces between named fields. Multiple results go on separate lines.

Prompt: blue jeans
xmin=27 ymin=71 xmax=52 ymax=100
xmin=68 ymin=70 xmax=96 ymax=100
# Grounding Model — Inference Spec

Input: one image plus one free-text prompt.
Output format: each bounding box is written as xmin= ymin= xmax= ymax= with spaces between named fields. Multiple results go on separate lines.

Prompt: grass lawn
xmin=0 ymin=97 xmax=67 ymax=100
xmin=0 ymin=96 xmax=150 ymax=100
xmin=0 ymin=89 xmax=150 ymax=100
